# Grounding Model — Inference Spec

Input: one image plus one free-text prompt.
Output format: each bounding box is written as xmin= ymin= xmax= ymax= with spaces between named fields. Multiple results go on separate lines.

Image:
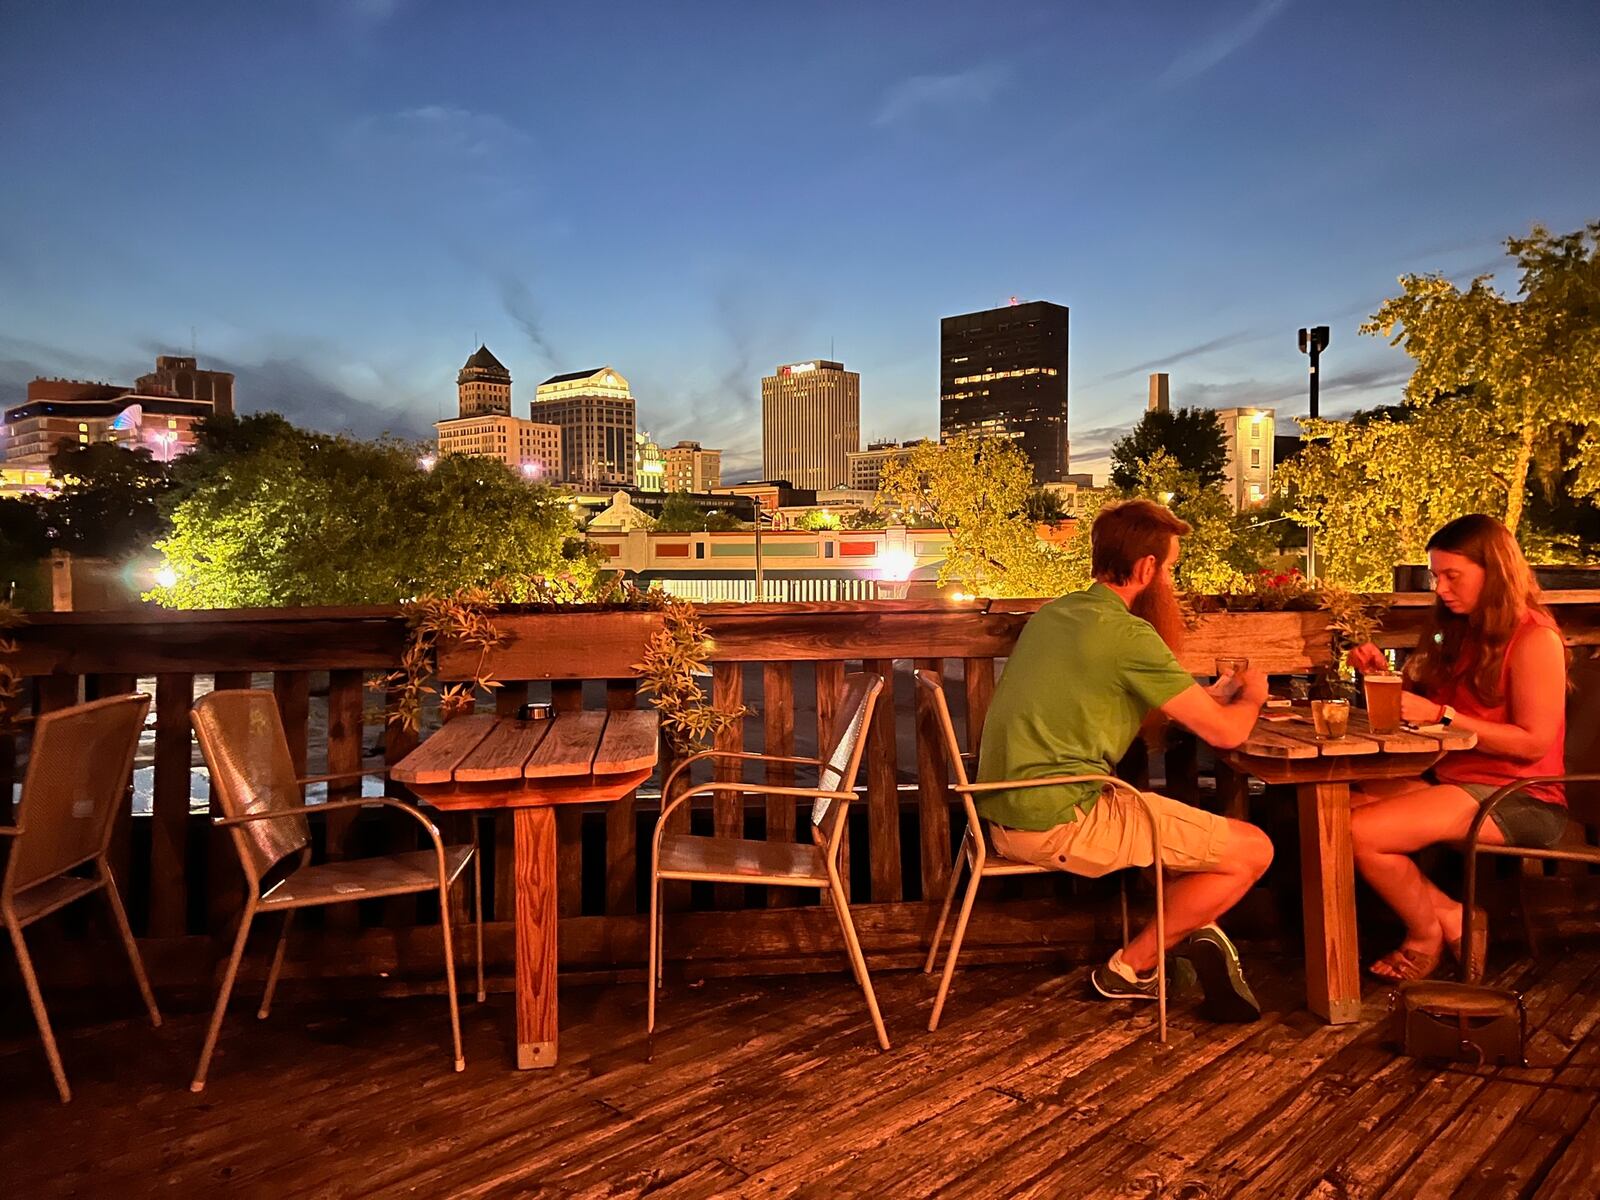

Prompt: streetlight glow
xmin=418 ymin=454 xmax=437 ymax=471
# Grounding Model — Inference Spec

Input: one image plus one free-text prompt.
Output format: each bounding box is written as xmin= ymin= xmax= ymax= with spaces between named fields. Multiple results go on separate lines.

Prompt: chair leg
xmin=258 ymin=910 xmax=296 ymax=1020
xmin=191 ymin=907 xmax=255 ymax=1093
xmin=647 ymin=874 xmax=660 ymax=1035
xmin=100 ymin=864 xmax=161 ymax=1028
xmin=924 ymin=835 xmax=968 ymax=974
xmin=6 ymin=921 xmax=70 ymax=1103
xmin=929 ymin=858 xmax=984 ymax=1033
xmin=829 ymin=880 xmax=890 ymax=1051
xmin=473 ymin=845 xmax=486 ymax=1003
xmin=827 ymin=887 xmax=866 ymax=989
xmin=438 ymin=884 xmax=465 ymax=1073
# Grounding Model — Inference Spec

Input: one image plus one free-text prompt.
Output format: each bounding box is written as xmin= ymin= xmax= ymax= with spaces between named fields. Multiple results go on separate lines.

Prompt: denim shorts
xmin=1455 ymin=782 xmax=1569 ymax=848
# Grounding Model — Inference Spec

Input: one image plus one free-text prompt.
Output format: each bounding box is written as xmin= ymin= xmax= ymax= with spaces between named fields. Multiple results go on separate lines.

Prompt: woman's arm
xmin=1400 ymin=626 xmax=1566 ymax=760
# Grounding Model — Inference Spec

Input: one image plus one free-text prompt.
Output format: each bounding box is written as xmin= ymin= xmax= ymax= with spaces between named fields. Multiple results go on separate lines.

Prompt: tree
xmin=842 ymin=506 xmax=888 ymax=530
xmin=653 ymin=491 xmax=744 ymax=533
xmin=0 ymin=497 xmax=49 ymax=608
xmin=877 ymin=433 xmax=1084 ymax=597
xmin=149 ymin=429 xmax=592 ymax=607
xmin=1123 ymin=451 xmax=1269 ymax=593
xmin=1361 ymin=221 xmax=1600 ymax=532
xmin=1024 ymin=487 xmax=1068 ymax=524
xmin=40 ymin=442 xmax=171 ymax=559
xmin=1274 ymin=399 xmax=1505 ymax=589
xmin=1110 ymin=407 xmax=1227 ymax=491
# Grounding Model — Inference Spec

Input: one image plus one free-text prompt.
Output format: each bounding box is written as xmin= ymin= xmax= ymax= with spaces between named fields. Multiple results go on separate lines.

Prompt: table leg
xmin=1297 ymin=782 xmax=1362 ymax=1023
xmin=514 ymin=806 xmax=559 ymax=1068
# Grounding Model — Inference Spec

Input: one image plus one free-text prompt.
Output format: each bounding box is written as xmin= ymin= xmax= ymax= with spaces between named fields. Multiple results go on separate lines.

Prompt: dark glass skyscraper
xmin=939 ymin=300 xmax=1070 ymax=482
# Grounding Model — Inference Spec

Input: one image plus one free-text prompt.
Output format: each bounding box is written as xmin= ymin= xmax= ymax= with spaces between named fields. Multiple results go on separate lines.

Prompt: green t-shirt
xmin=975 ymin=583 xmax=1196 ymax=831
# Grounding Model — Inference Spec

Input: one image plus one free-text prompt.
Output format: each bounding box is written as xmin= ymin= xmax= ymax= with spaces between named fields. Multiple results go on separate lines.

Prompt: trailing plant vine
xmin=632 ymin=596 xmax=751 ymax=755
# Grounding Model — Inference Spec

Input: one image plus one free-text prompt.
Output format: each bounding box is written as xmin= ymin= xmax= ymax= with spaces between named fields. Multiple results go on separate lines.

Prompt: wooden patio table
xmin=1222 ymin=709 xmax=1477 ymax=1024
xmin=391 ymin=708 xmax=658 ymax=1068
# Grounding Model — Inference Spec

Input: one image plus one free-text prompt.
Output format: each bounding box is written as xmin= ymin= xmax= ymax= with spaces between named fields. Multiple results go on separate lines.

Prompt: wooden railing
xmin=5 ymin=596 xmax=1598 ymax=1003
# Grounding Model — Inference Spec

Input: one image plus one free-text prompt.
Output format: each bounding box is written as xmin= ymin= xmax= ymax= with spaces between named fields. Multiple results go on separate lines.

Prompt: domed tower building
xmin=456 ymin=345 xmax=513 ymax=417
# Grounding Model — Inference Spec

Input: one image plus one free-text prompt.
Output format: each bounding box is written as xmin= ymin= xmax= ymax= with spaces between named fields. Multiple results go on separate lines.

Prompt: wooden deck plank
xmin=389 ymin=712 xmax=496 ymax=785
xmin=3 ymin=956 xmax=1599 ymax=1200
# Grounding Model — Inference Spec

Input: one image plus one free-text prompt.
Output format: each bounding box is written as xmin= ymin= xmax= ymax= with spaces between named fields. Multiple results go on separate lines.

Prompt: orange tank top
xmin=1423 ymin=611 xmax=1566 ymax=805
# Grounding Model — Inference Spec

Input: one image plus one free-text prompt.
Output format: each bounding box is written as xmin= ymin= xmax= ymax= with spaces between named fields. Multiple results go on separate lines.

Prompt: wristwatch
xmin=1438 ymin=704 xmax=1456 ymax=727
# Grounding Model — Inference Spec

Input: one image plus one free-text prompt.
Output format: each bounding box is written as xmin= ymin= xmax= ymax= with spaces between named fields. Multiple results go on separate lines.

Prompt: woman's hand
xmin=1347 ymin=642 xmax=1389 ymax=674
xmin=1400 ymin=691 xmax=1443 ymax=724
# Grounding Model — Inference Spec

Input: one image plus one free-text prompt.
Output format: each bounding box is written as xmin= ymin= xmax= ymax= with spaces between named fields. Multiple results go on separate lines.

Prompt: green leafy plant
xmin=633 ymin=596 xmax=751 ymax=755
xmin=0 ymin=601 xmax=24 ymax=732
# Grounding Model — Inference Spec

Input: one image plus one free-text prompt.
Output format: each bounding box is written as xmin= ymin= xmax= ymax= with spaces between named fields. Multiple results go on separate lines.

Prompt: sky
xmin=2 ymin=0 xmax=1597 ymax=482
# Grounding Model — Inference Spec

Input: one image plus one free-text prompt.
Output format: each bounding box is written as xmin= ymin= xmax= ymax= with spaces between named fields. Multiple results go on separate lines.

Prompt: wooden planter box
xmin=1178 ymin=609 xmax=1334 ymax=676
xmin=437 ymin=610 xmax=666 ymax=681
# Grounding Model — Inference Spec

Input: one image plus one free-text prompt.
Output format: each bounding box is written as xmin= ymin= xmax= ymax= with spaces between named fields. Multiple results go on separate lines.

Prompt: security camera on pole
xmin=1297 ymin=325 xmax=1329 ymax=580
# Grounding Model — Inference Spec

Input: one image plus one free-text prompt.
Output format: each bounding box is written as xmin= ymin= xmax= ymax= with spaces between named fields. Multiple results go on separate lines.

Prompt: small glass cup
xmin=1213 ymin=656 xmax=1249 ymax=701
xmin=1311 ymin=698 xmax=1351 ymax=740
xmin=1216 ymin=656 xmax=1250 ymax=678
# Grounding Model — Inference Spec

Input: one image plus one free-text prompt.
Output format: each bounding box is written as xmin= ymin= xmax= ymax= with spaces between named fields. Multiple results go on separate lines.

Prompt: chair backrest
xmin=190 ymin=690 xmax=311 ymax=888
xmin=810 ymin=672 xmax=885 ymax=848
xmin=913 ymin=669 xmax=983 ymax=830
xmin=3 ymin=693 xmax=151 ymax=901
xmin=1566 ymin=652 xmax=1600 ymax=827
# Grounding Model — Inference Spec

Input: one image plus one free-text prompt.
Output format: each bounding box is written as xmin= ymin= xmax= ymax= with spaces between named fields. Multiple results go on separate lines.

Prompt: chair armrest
xmin=215 ymin=798 xmax=443 ymax=844
xmin=1462 ymin=774 xmax=1600 ymax=851
xmin=677 ymin=781 xmax=856 ymax=803
xmin=297 ymin=769 xmax=390 ymax=787
xmin=0 ymin=824 xmax=20 ymax=837
xmin=955 ymin=773 xmax=1134 ymax=796
xmin=660 ymin=749 xmax=823 ymax=798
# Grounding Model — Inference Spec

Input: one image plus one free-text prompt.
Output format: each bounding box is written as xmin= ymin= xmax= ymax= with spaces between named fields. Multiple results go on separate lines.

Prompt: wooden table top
xmin=1226 ymin=707 xmax=1478 ymax=786
xmin=392 ymin=710 xmax=659 ymax=803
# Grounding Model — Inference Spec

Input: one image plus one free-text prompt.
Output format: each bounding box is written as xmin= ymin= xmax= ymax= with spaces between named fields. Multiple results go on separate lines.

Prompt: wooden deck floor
xmin=3 ymin=948 xmax=1598 ymax=1199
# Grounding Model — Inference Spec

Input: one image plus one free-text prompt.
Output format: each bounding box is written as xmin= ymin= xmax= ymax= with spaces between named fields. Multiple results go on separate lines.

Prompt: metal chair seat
xmin=9 ymin=875 xmax=106 ymax=926
xmin=656 ymin=832 xmax=828 ymax=885
xmin=262 ymin=844 xmax=477 ymax=909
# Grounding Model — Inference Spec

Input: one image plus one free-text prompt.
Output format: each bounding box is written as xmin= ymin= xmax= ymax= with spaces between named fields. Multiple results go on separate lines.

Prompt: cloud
xmin=496 ymin=274 xmax=559 ymax=366
xmin=354 ymin=105 xmax=530 ymax=160
xmin=215 ymin=354 xmax=430 ymax=440
xmin=872 ymin=64 xmax=1010 ymax=128
xmin=336 ymin=0 xmax=409 ymax=28
xmin=1154 ymin=0 xmax=1292 ymax=92
xmin=1095 ymin=329 xmax=1260 ymax=384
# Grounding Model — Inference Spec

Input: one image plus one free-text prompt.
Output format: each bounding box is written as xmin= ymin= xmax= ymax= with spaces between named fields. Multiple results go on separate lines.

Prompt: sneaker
xmin=1089 ymin=955 xmax=1197 ymax=1002
xmin=1184 ymin=924 xmax=1261 ymax=1023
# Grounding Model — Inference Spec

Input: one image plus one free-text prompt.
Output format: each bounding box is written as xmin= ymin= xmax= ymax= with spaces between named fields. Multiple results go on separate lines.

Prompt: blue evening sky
xmin=2 ymin=0 xmax=1596 ymax=480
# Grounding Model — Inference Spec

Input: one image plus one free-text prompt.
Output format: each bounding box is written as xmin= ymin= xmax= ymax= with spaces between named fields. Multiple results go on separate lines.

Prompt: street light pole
xmin=1297 ymin=325 xmax=1330 ymax=581
xmin=751 ymin=498 xmax=765 ymax=602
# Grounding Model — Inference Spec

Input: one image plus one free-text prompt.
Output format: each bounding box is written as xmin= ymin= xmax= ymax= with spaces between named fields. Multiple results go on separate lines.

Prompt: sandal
xmin=1446 ymin=909 xmax=1489 ymax=984
xmin=1367 ymin=945 xmax=1441 ymax=982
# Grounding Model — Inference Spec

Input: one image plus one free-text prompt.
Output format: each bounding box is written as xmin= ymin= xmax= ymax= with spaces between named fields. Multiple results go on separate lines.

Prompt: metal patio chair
xmin=648 ymin=671 xmax=890 ymax=1050
xmin=915 ymin=669 xmax=1172 ymax=1041
xmin=2 ymin=692 xmax=160 ymax=1103
xmin=188 ymin=689 xmax=483 ymax=1092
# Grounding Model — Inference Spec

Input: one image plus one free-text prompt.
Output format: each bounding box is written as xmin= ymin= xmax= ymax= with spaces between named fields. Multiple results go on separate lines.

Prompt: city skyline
xmin=2 ymin=1 xmax=1597 ymax=481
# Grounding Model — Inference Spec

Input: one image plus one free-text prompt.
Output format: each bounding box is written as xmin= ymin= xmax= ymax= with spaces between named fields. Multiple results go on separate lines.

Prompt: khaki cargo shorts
xmin=989 ymin=787 xmax=1230 ymax=876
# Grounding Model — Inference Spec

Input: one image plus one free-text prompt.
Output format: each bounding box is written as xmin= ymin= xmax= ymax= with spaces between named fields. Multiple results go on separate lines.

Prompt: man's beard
xmin=1131 ymin=573 xmax=1186 ymax=654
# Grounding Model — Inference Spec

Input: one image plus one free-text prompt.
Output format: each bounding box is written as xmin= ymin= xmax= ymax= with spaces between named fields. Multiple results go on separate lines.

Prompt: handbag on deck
xmin=1386 ymin=980 xmax=1527 ymax=1066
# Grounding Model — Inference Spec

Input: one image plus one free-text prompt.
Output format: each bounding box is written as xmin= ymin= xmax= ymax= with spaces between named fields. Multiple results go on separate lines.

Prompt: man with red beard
xmin=976 ymin=499 xmax=1274 ymax=1021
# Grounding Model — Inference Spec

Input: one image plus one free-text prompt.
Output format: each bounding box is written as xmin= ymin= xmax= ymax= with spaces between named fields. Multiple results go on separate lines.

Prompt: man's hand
xmin=1234 ymin=666 xmax=1269 ymax=705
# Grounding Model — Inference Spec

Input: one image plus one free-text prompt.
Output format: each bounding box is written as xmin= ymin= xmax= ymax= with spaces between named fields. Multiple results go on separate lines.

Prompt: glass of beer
xmin=1311 ymin=698 xmax=1350 ymax=739
xmin=1364 ymin=672 xmax=1404 ymax=734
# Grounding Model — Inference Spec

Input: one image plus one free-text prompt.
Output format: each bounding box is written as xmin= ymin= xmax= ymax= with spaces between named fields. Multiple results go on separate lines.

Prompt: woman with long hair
xmin=1347 ymin=514 xmax=1569 ymax=982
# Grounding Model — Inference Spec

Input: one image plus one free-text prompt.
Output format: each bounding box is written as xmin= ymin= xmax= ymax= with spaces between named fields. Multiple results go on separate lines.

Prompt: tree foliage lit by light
xmin=148 ymin=420 xmax=594 ymax=608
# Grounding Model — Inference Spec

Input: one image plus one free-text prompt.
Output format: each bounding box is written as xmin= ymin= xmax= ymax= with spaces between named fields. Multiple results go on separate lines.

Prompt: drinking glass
xmin=1311 ymin=698 xmax=1350 ymax=739
xmin=1363 ymin=673 xmax=1404 ymax=735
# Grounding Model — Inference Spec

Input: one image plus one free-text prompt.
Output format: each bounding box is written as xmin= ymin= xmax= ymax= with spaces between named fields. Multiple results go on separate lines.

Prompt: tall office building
xmin=939 ymin=300 xmax=1070 ymax=483
xmin=456 ymin=345 xmax=513 ymax=417
xmin=435 ymin=346 xmax=562 ymax=477
xmin=663 ymin=440 xmax=722 ymax=493
xmin=761 ymin=359 xmax=860 ymax=490
xmin=532 ymin=366 xmax=637 ymax=487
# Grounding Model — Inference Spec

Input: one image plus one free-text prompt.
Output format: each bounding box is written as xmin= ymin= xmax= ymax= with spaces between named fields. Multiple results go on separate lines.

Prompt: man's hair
xmin=1090 ymin=499 xmax=1191 ymax=583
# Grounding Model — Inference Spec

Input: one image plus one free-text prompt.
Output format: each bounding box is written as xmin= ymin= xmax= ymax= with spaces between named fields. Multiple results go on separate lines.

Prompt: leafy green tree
xmin=1274 ymin=400 xmax=1504 ymax=589
xmin=1024 ymin=487 xmax=1068 ymax=523
xmin=877 ymin=433 xmax=1084 ymax=597
xmin=1123 ymin=451 xmax=1266 ymax=593
xmin=40 ymin=442 xmax=171 ymax=559
xmin=842 ymin=505 xmax=888 ymax=530
xmin=1110 ymin=407 xmax=1227 ymax=491
xmin=0 ymin=498 xmax=50 ymax=608
xmin=149 ymin=430 xmax=591 ymax=607
xmin=652 ymin=491 xmax=744 ymax=532
xmin=1361 ymin=222 xmax=1600 ymax=532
